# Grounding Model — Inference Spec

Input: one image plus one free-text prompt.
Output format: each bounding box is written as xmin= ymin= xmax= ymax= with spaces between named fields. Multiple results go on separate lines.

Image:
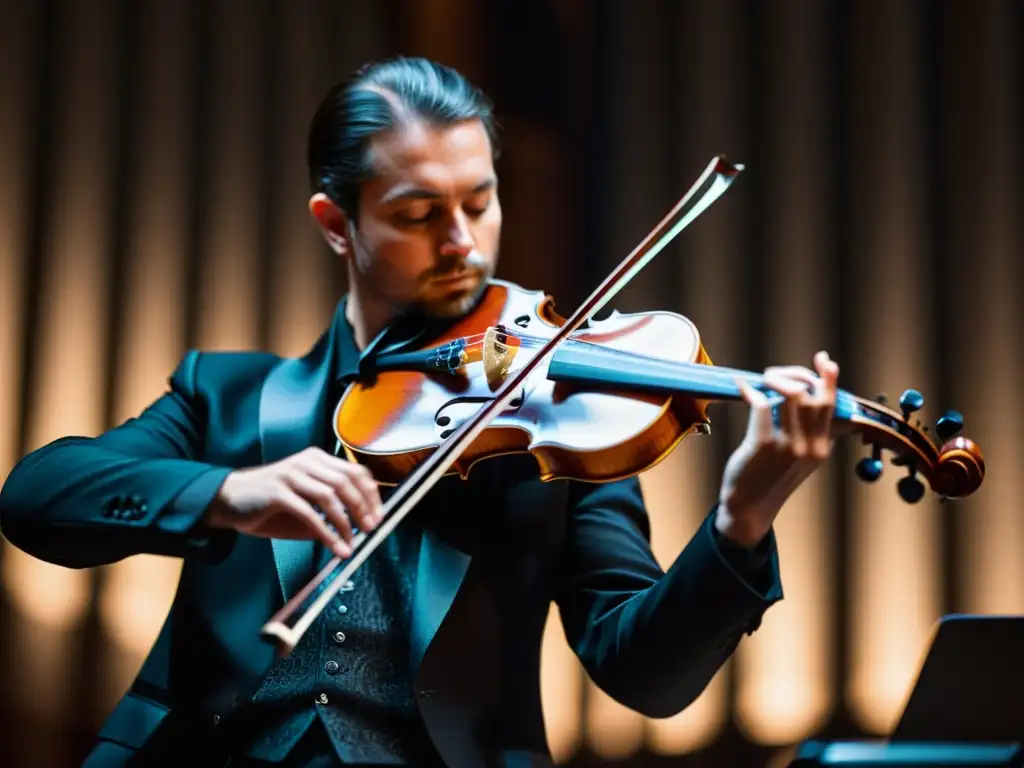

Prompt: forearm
xmin=563 ymin=507 xmax=781 ymax=718
xmin=0 ymin=436 xmax=235 ymax=569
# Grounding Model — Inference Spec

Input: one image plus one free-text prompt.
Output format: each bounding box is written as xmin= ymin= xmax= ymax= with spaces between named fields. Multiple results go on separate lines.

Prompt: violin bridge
xmin=482 ymin=326 xmax=518 ymax=390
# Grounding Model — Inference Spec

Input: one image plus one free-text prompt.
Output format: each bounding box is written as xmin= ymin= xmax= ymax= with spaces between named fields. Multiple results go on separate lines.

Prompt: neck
xmin=344 ymin=283 xmax=396 ymax=352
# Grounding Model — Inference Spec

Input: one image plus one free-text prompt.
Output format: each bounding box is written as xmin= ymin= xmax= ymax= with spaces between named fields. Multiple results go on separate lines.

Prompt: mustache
xmin=425 ymin=251 xmax=489 ymax=281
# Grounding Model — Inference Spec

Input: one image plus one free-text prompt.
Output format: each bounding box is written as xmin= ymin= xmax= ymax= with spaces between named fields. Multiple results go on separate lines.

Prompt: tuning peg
xmin=898 ymin=469 xmax=925 ymax=503
xmin=899 ymin=389 xmax=924 ymax=421
xmin=855 ymin=444 xmax=884 ymax=483
xmin=875 ymin=392 xmax=888 ymax=406
xmin=896 ymin=460 xmax=925 ymax=503
xmin=935 ymin=409 xmax=964 ymax=440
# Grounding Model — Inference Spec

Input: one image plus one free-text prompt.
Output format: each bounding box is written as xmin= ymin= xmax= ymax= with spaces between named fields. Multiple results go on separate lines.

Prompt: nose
xmin=438 ymin=210 xmax=474 ymax=258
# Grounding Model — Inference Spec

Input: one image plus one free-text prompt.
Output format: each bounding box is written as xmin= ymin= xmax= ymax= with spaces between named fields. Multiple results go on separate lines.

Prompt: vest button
xmin=325 ymin=660 xmax=339 ymax=674
xmin=337 ymin=604 xmax=348 ymax=614
xmin=333 ymin=631 xmax=346 ymax=644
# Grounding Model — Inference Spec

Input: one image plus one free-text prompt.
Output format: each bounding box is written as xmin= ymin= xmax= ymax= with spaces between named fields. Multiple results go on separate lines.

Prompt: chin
xmin=423 ymin=280 xmax=489 ymax=319
xmin=427 ymin=295 xmax=479 ymax=319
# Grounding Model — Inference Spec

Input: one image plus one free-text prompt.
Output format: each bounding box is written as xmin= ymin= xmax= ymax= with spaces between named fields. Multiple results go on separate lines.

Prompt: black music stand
xmin=789 ymin=614 xmax=1024 ymax=767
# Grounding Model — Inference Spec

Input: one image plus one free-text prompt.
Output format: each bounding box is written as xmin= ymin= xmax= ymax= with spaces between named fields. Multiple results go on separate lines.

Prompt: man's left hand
xmin=715 ymin=350 xmax=841 ymax=548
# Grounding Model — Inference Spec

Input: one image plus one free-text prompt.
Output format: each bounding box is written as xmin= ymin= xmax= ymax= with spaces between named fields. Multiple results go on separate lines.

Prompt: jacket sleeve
xmin=0 ymin=350 xmax=237 ymax=569
xmin=553 ymin=476 xmax=783 ymax=718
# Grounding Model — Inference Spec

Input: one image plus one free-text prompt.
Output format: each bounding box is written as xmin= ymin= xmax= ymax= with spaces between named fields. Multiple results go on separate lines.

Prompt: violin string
xmin=455 ymin=329 xmax=760 ymax=387
xmin=391 ymin=327 xmax=862 ymax=423
xmin=451 ymin=329 xmax=862 ymax=415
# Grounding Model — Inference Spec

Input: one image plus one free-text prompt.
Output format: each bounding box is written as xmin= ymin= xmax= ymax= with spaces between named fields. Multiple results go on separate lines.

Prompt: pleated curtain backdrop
xmin=0 ymin=1 xmax=1020 ymax=766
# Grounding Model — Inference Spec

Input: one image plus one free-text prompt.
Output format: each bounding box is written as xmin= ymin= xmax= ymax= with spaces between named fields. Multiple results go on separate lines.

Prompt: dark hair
xmin=307 ymin=56 xmax=500 ymax=221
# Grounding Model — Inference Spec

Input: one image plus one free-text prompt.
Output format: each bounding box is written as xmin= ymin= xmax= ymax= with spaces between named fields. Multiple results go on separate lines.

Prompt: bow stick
xmin=261 ymin=155 xmax=745 ymax=654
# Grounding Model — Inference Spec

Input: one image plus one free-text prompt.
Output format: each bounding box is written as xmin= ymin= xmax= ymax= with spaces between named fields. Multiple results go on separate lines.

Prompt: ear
xmin=309 ymin=193 xmax=352 ymax=256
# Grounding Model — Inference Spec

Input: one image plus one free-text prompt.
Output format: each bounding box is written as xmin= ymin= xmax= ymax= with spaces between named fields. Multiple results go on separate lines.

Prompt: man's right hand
xmin=204 ymin=447 xmax=383 ymax=558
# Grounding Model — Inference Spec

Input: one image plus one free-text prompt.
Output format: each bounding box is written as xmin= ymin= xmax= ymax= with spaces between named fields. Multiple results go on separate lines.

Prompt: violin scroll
xmin=849 ymin=388 xmax=985 ymax=503
xmin=931 ymin=436 xmax=985 ymax=498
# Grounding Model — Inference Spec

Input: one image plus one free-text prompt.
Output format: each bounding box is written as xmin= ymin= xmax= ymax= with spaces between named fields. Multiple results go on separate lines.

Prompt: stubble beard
xmin=418 ymin=273 xmax=491 ymax=320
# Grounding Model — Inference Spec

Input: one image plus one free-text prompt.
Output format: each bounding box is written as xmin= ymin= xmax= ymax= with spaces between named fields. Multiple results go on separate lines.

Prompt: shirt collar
xmin=331 ymin=295 xmax=362 ymax=389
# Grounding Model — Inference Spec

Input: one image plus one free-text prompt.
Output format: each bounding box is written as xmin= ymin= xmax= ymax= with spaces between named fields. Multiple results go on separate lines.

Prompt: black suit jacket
xmin=0 ymin=302 xmax=783 ymax=768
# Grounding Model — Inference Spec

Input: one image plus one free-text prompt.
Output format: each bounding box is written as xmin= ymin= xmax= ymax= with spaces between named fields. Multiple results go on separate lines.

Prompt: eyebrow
xmin=381 ymin=177 xmax=496 ymax=205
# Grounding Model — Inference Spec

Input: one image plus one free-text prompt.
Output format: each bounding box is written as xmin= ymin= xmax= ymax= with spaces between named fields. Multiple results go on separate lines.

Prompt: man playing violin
xmin=0 ymin=57 xmax=840 ymax=768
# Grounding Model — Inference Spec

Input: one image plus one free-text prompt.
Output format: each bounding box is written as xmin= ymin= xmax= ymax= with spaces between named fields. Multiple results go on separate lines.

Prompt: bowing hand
xmin=204 ymin=447 xmax=384 ymax=559
xmin=715 ymin=350 xmax=841 ymax=548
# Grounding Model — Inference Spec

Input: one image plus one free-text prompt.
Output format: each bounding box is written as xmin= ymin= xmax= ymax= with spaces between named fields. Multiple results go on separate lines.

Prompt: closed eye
xmin=395 ymin=198 xmax=491 ymax=225
xmin=396 ymin=209 xmax=435 ymax=224
xmin=465 ymin=200 xmax=491 ymax=217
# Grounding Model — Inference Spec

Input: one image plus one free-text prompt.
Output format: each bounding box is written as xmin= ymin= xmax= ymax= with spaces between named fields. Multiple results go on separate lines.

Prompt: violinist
xmin=0 ymin=56 xmax=842 ymax=768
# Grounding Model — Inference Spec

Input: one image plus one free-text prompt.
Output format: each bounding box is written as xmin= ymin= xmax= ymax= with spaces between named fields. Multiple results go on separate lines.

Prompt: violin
xmin=261 ymin=157 xmax=985 ymax=654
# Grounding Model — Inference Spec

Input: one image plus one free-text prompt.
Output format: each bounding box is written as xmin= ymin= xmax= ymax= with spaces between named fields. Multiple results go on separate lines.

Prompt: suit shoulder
xmin=193 ymin=349 xmax=282 ymax=378
xmin=171 ymin=348 xmax=283 ymax=399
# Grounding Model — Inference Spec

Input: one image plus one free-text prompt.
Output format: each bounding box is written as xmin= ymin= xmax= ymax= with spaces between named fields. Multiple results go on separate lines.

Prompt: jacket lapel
xmin=258 ymin=327 xmax=335 ymax=602
xmin=257 ymin=304 xmax=472 ymax=659
xmin=410 ymin=526 xmax=471 ymax=676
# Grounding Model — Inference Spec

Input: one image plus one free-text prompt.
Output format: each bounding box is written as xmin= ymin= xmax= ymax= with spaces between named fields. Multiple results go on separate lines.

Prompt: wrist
xmin=714 ymin=501 xmax=772 ymax=549
xmin=203 ymin=474 xmax=237 ymax=530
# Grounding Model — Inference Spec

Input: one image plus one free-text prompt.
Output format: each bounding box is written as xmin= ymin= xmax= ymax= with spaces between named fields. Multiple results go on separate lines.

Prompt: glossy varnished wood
xmin=334 ymin=279 xmax=715 ymax=485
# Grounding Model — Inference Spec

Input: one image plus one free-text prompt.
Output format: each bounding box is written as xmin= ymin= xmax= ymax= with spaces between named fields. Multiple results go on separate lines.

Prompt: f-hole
xmin=435 ymin=390 xmax=525 ymax=439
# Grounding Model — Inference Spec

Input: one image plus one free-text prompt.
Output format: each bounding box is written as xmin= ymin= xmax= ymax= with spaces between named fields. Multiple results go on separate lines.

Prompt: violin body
xmin=334 ymin=279 xmax=715 ymax=486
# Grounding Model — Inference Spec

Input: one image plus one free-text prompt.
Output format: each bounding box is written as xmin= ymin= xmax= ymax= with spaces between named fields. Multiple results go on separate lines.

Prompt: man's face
xmin=336 ymin=118 xmax=501 ymax=321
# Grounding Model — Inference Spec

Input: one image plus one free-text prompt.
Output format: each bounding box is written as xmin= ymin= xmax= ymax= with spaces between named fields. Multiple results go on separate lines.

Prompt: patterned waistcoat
xmin=240 ymin=517 xmax=437 ymax=764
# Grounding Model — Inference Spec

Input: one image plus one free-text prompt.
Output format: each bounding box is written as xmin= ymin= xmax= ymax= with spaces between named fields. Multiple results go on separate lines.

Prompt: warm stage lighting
xmin=735 ymin=473 xmax=833 ymax=745
xmin=843 ymin=1 xmax=943 ymax=732
xmin=193 ymin=4 xmax=263 ymax=354
xmin=266 ymin=0 xmax=341 ymax=357
xmin=954 ymin=39 xmax=1023 ymax=615
xmin=8 ymin=0 xmax=116 ymax=635
xmin=2 ymin=544 xmax=92 ymax=628
xmin=540 ymin=608 xmax=584 ymax=764
xmin=641 ymin=442 xmax=728 ymax=754
xmin=0 ymin=48 xmax=28 ymax=516
xmin=99 ymin=555 xmax=182 ymax=655
xmin=584 ymin=684 xmax=645 ymax=760
xmin=848 ymin=480 xmax=940 ymax=734
xmin=645 ymin=675 xmax=728 ymax=756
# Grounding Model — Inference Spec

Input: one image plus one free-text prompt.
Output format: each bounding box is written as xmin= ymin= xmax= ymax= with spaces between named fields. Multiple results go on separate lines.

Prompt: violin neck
xmin=547 ymin=341 xmax=852 ymax=414
xmin=547 ymin=342 xmax=748 ymax=399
